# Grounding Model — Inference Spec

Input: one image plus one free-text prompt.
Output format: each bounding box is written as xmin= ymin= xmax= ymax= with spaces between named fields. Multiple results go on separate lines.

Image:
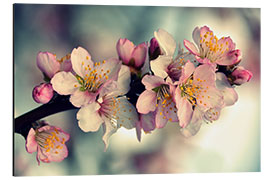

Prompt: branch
xmin=14 ymin=95 xmax=78 ymax=138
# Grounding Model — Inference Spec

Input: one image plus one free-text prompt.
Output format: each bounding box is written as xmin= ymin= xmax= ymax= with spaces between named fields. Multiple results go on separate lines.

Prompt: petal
xmin=216 ymin=49 xmax=242 ymax=66
xmin=136 ymin=90 xmax=157 ymax=114
xmin=140 ymin=112 xmax=156 ymax=132
xmin=135 ymin=121 xmax=142 ymax=142
xmin=176 ymin=97 xmax=193 ymax=128
xmin=155 ymin=102 xmax=168 ymax=128
xmin=36 ymin=52 xmax=61 ymax=79
xmin=154 ymin=29 xmax=176 ymax=56
xmin=70 ymin=89 xmax=97 ymax=108
xmin=183 ymin=39 xmax=200 ymax=56
xmin=77 ymin=102 xmax=104 ymax=132
xmin=116 ymin=65 xmax=131 ymax=95
xmin=131 ymin=42 xmax=147 ymax=68
xmin=216 ymin=72 xmax=238 ymax=106
xmin=179 ymin=60 xmax=195 ymax=83
xmin=192 ymin=26 xmax=201 ymax=47
xmin=102 ymin=119 xmax=118 ymax=151
xmin=115 ymin=97 xmax=139 ymax=129
xmin=196 ymin=86 xmax=224 ymax=109
xmin=51 ymin=71 xmax=79 ymax=95
xmin=180 ymin=107 xmax=203 ymax=137
xmin=193 ymin=63 xmax=216 ymax=87
xmin=71 ymin=46 xmax=94 ymax=78
xmin=141 ymin=75 xmax=164 ymax=90
xmin=60 ymin=59 xmax=72 ymax=72
xmin=116 ymin=38 xmax=135 ymax=64
xmin=150 ymin=55 xmax=172 ymax=79
xmin=25 ymin=128 xmax=38 ymax=154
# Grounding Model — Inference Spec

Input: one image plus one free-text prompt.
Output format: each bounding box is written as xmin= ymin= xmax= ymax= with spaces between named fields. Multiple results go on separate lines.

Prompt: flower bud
xmin=32 ymin=83 xmax=54 ymax=104
xmin=149 ymin=37 xmax=161 ymax=60
xmin=231 ymin=66 xmax=253 ymax=85
xmin=116 ymin=38 xmax=147 ymax=70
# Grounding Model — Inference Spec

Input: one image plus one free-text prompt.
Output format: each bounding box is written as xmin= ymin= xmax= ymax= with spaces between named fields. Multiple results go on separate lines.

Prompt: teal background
xmin=14 ymin=4 xmax=260 ymax=175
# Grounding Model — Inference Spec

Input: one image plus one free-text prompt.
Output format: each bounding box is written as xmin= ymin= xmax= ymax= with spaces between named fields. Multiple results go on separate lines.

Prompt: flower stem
xmin=14 ymin=95 xmax=78 ymax=138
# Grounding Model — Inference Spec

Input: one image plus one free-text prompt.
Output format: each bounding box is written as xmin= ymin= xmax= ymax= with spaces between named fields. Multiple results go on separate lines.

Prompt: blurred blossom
xmin=148 ymin=37 xmax=161 ymax=60
xmin=32 ymin=83 xmax=54 ymax=104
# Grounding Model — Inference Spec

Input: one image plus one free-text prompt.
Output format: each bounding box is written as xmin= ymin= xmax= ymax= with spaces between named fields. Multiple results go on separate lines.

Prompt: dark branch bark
xmin=14 ymin=95 xmax=78 ymax=138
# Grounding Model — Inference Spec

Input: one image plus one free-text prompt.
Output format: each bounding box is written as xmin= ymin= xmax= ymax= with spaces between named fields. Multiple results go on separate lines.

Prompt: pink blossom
xmin=51 ymin=47 xmax=121 ymax=108
xmin=231 ymin=66 xmax=253 ymax=85
xmin=184 ymin=26 xmax=241 ymax=66
xmin=174 ymin=61 xmax=223 ymax=128
xmin=36 ymin=52 xmax=72 ymax=79
xmin=136 ymin=75 xmax=179 ymax=129
xmin=25 ymin=125 xmax=70 ymax=165
xmin=32 ymin=83 xmax=54 ymax=104
xmin=149 ymin=37 xmax=161 ymax=60
xmin=116 ymin=38 xmax=147 ymax=70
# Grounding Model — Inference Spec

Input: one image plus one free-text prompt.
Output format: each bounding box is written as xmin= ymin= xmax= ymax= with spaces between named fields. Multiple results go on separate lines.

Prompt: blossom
xmin=184 ymin=26 xmax=241 ymax=66
xmin=116 ymin=38 xmax=148 ymax=71
xmin=37 ymin=51 xmax=72 ymax=80
xmin=230 ymin=66 xmax=253 ymax=85
xmin=77 ymin=88 xmax=138 ymax=150
xmin=136 ymin=75 xmax=179 ymax=128
xmin=51 ymin=47 xmax=122 ymax=108
xmin=25 ymin=125 xmax=70 ymax=165
xmin=174 ymin=61 xmax=223 ymax=128
xmin=32 ymin=83 xmax=54 ymax=104
xmin=150 ymin=29 xmax=197 ymax=81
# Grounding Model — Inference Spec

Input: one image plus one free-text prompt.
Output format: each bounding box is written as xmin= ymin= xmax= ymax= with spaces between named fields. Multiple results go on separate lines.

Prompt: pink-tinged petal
xmin=94 ymin=58 xmax=122 ymax=84
xmin=116 ymin=38 xmax=135 ymax=64
xmin=131 ymin=42 xmax=147 ymax=68
xmin=115 ymin=97 xmax=139 ymax=129
xmin=231 ymin=66 xmax=253 ymax=85
xmin=60 ymin=59 xmax=72 ymax=72
xmin=71 ymin=46 xmax=93 ymax=78
xmin=149 ymin=37 xmax=161 ymax=60
xmin=203 ymin=107 xmax=221 ymax=122
xmin=216 ymin=49 xmax=242 ymax=66
xmin=155 ymin=101 xmax=168 ymax=128
xmin=77 ymin=102 xmax=104 ymax=132
xmin=193 ymin=63 xmax=216 ymax=87
xmin=177 ymin=97 xmax=193 ymax=128
xmin=102 ymin=118 xmax=118 ymax=151
xmin=216 ymin=72 xmax=238 ymax=106
xmin=70 ymin=89 xmax=96 ymax=108
xmin=180 ymin=107 xmax=203 ymax=137
xmin=200 ymin=26 xmax=214 ymax=38
xmin=51 ymin=71 xmax=79 ymax=95
xmin=150 ymin=55 xmax=172 ymax=79
xmin=136 ymin=90 xmax=157 ymax=114
xmin=154 ymin=29 xmax=176 ymax=56
xmin=179 ymin=60 xmax=195 ymax=83
xmin=141 ymin=75 xmax=165 ymax=90
xmin=140 ymin=112 xmax=156 ymax=132
xmin=183 ymin=39 xmax=200 ymax=56
xmin=36 ymin=147 xmax=49 ymax=165
xmin=32 ymin=83 xmax=54 ymax=104
xmin=25 ymin=128 xmax=38 ymax=154
xmin=196 ymin=86 xmax=223 ymax=110
xmin=192 ymin=27 xmax=201 ymax=47
xmin=36 ymin=52 xmax=61 ymax=79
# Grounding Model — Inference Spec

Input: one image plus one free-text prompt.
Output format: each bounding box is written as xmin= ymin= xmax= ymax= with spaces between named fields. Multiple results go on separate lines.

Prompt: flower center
xmin=199 ymin=32 xmax=230 ymax=62
xmin=77 ymin=60 xmax=109 ymax=93
xmin=35 ymin=128 xmax=65 ymax=154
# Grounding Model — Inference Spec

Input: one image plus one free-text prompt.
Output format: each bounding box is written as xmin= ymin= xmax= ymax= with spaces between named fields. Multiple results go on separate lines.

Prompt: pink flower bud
xmin=149 ymin=37 xmax=161 ymax=60
xmin=116 ymin=38 xmax=147 ymax=70
xmin=231 ymin=66 xmax=253 ymax=85
xmin=32 ymin=83 xmax=54 ymax=104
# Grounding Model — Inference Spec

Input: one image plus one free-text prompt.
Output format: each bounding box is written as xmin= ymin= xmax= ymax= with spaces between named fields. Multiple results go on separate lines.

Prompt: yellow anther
xmin=86 ymin=56 xmax=89 ymax=60
xmin=102 ymin=60 xmax=106 ymax=64
xmin=55 ymin=151 xmax=58 ymax=154
xmin=46 ymin=148 xmax=51 ymax=152
xmin=160 ymin=112 xmax=163 ymax=115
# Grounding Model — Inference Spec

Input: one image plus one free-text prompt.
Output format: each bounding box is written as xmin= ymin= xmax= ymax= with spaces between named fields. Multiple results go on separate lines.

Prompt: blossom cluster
xmin=27 ymin=26 xmax=252 ymax=164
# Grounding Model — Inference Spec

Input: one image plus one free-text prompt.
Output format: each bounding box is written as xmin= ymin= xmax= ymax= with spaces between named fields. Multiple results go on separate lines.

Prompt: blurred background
xmin=14 ymin=4 xmax=260 ymax=176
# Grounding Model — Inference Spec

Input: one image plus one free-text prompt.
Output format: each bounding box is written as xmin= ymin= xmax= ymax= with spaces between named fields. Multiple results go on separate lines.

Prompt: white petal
xmin=51 ymin=71 xmax=79 ymax=95
xmin=154 ymin=29 xmax=176 ymax=56
xmin=116 ymin=65 xmax=131 ymax=95
xmin=102 ymin=119 xmax=118 ymax=151
xmin=70 ymin=89 xmax=97 ymax=108
xmin=71 ymin=47 xmax=93 ymax=78
xmin=77 ymin=102 xmax=104 ymax=132
xmin=150 ymin=55 xmax=172 ymax=79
